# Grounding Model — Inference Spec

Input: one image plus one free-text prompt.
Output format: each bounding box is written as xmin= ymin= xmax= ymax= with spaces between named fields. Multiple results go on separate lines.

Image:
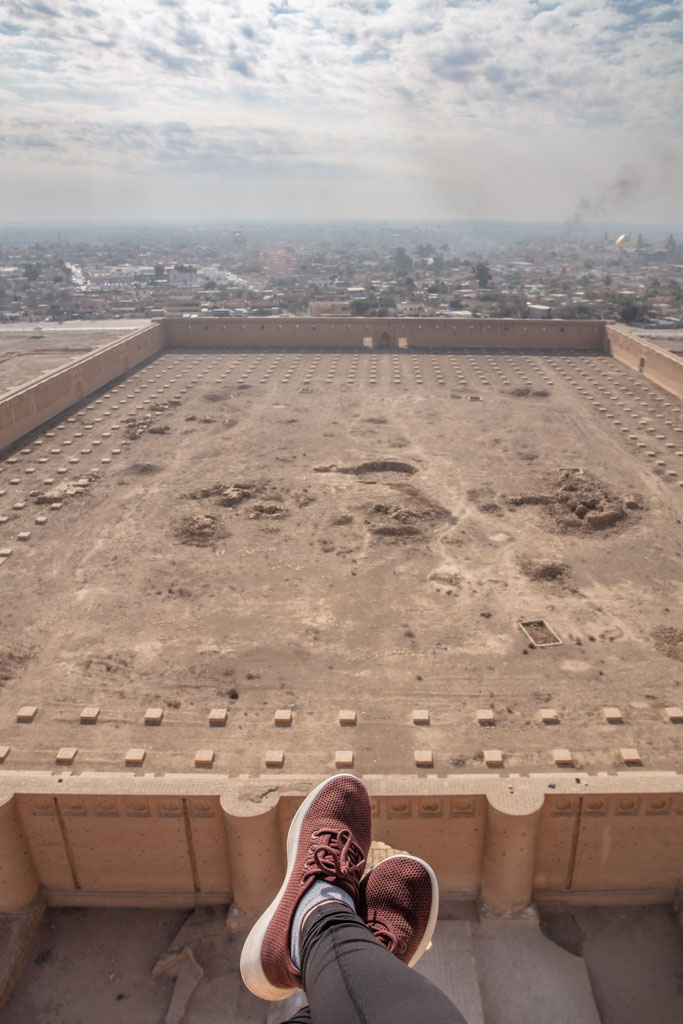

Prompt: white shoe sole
xmin=240 ymin=773 xmax=360 ymax=1001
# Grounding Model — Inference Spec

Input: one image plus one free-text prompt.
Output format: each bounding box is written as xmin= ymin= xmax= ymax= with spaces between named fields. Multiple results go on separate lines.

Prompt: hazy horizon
xmin=2 ymin=1 xmax=682 ymax=224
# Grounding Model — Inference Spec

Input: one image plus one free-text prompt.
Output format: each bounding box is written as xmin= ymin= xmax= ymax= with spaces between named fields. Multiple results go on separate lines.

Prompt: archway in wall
xmin=378 ymin=331 xmax=392 ymax=348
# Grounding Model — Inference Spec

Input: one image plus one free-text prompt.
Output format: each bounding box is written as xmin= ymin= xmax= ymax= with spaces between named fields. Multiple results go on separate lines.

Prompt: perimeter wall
xmin=1 ymin=774 xmax=681 ymax=917
xmin=0 ymin=323 xmax=163 ymax=453
xmin=163 ymin=316 xmax=604 ymax=350
xmin=606 ymin=325 xmax=683 ymax=400
xmin=5 ymin=318 xmax=683 ymax=454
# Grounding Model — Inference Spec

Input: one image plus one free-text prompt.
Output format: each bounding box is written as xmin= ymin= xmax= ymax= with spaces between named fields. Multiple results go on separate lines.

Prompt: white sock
xmin=289 ymin=879 xmax=355 ymax=969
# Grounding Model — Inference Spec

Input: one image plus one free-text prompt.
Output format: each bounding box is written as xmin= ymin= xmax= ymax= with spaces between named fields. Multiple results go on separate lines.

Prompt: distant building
xmin=309 ymin=300 xmax=351 ymax=316
xmin=527 ymin=304 xmax=552 ymax=319
xmin=168 ymin=267 xmax=199 ymax=288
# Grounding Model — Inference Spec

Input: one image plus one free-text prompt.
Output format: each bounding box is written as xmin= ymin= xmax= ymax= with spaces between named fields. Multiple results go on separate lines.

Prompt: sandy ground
xmin=0 ymin=345 xmax=682 ymax=777
xmin=0 ymin=326 xmax=143 ymax=394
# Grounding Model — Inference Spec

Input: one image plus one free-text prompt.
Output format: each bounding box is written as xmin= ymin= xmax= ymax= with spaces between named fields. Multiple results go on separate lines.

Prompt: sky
xmin=1 ymin=0 xmax=682 ymax=223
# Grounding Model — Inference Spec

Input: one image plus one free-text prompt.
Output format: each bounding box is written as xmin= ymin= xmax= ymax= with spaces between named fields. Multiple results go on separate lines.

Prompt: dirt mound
xmin=508 ymin=471 xmax=641 ymax=533
xmin=185 ymin=482 xmax=258 ymax=507
xmin=314 ymin=460 xmax=417 ymax=476
xmin=652 ymin=626 xmax=683 ymax=660
xmin=372 ymin=523 xmax=421 ymax=537
xmin=508 ymin=493 xmax=553 ymax=506
xmin=0 ymin=644 xmax=31 ymax=682
xmin=352 ymin=460 xmax=417 ymax=475
xmin=183 ymin=480 xmax=291 ymax=518
xmin=185 ymin=482 xmax=228 ymax=499
xmin=33 ymin=478 xmax=93 ymax=504
xmin=219 ymin=484 xmax=259 ymax=508
xmin=175 ymin=514 xmax=225 ymax=547
xmin=249 ymin=503 xmax=287 ymax=519
xmin=509 ymin=387 xmax=550 ymax=398
xmin=521 ymin=559 xmax=569 ymax=581
xmin=203 ymin=392 xmax=227 ymax=402
xmin=366 ymin=488 xmax=451 ymax=542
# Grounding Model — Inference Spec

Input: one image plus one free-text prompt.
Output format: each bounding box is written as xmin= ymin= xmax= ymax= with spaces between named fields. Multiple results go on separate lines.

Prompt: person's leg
xmin=240 ymin=776 xmax=464 ymax=1023
xmin=279 ymin=1004 xmax=312 ymax=1024
xmin=240 ymin=774 xmax=373 ymax=1000
xmin=297 ymin=902 xmax=466 ymax=1024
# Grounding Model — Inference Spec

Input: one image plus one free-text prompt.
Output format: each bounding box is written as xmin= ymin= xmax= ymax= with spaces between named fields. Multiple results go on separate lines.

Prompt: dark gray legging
xmin=280 ymin=902 xmax=467 ymax=1024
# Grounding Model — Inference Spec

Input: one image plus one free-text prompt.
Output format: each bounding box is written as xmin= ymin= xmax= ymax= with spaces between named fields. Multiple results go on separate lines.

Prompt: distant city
xmin=0 ymin=221 xmax=681 ymax=327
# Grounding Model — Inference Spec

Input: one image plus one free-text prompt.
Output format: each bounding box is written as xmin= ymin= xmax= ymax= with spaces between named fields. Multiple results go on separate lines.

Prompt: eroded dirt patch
xmin=125 ymin=463 xmax=161 ymax=476
xmin=429 ymin=568 xmax=461 ymax=587
xmin=32 ymin=476 xmax=96 ymax=504
xmin=652 ymin=626 xmax=683 ymax=661
xmin=508 ymin=387 xmax=550 ymax=398
xmin=124 ymin=408 xmax=172 ymax=441
xmin=0 ymin=644 xmax=31 ymax=682
xmin=83 ymin=652 xmax=131 ymax=676
xmin=468 ymin=487 xmax=503 ymax=515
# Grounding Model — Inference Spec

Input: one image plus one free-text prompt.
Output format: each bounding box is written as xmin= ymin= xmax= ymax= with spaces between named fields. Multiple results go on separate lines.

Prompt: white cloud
xmin=0 ymin=0 xmax=681 ymax=220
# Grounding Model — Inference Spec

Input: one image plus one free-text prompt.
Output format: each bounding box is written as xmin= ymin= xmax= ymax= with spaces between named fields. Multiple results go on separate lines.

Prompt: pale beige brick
xmin=194 ymin=749 xmax=215 ymax=768
xmin=125 ymin=748 xmax=146 ymax=766
xmin=484 ymin=749 xmax=504 ymax=767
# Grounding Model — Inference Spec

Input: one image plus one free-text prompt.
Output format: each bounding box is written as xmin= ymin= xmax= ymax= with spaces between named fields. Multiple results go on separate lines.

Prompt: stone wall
xmin=5 ymin=320 xmax=683 ymax=458
xmin=1 ymin=774 xmax=681 ymax=915
xmin=163 ymin=317 xmax=605 ymax=351
xmin=606 ymin=325 xmax=683 ymax=399
xmin=0 ymin=323 xmax=164 ymax=453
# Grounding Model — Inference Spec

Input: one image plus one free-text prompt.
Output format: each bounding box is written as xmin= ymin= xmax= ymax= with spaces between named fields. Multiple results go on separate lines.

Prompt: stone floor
xmin=2 ymin=902 xmax=681 ymax=1024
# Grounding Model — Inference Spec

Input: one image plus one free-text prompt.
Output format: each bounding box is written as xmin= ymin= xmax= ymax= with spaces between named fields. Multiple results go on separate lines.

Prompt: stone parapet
xmin=606 ymin=325 xmax=683 ymax=399
xmin=162 ymin=316 xmax=605 ymax=351
xmin=5 ymin=319 xmax=683 ymax=456
xmin=0 ymin=772 xmax=680 ymax=916
xmin=0 ymin=322 xmax=164 ymax=453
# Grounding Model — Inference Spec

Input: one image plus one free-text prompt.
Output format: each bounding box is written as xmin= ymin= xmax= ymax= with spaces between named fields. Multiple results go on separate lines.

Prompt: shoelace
xmin=302 ymin=827 xmax=366 ymax=900
xmin=366 ymin=916 xmax=408 ymax=957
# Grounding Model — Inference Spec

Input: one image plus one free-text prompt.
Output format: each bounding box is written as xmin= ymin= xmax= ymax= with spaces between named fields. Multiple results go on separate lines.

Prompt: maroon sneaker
xmin=240 ymin=774 xmax=372 ymax=1001
xmin=358 ymin=855 xmax=438 ymax=966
